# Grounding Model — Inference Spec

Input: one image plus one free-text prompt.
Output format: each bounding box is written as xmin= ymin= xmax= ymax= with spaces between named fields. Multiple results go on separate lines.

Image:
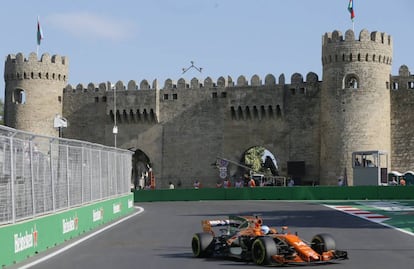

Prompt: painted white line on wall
xmin=18 ymin=206 xmax=145 ymax=269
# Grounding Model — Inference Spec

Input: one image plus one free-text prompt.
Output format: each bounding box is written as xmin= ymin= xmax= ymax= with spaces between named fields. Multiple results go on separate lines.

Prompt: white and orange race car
xmin=191 ymin=215 xmax=348 ymax=266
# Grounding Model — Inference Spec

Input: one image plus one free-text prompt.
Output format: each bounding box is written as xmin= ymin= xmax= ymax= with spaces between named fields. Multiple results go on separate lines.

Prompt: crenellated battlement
xmin=4 ymin=52 xmax=68 ymax=82
xmin=390 ymin=65 xmax=414 ymax=91
xmin=5 ymin=52 xmax=67 ymax=65
xmin=322 ymin=29 xmax=393 ymax=67
xmin=323 ymin=29 xmax=392 ymax=46
xmin=63 ymin=72 xmax=320 ymax=94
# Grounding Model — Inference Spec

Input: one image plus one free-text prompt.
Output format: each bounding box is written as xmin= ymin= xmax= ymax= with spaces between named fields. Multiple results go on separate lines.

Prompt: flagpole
xmin=348 ymin=0 xmax=355 ymax=32
xmin=37 ymin=16 xmax=39 ymax=55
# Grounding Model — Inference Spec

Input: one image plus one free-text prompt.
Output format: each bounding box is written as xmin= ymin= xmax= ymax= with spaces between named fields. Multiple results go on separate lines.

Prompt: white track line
xmin=325 ymin=205 xmax=390 ymax=222
xmin=324 ymin=204 xmax=414 ymax=237
xmin=18 ymin=206 xmax=145 ymax=269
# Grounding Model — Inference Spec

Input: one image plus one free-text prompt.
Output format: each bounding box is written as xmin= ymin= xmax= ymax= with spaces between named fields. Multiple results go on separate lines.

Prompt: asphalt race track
xmin=12 ymin=201 xmax=414 ymax=269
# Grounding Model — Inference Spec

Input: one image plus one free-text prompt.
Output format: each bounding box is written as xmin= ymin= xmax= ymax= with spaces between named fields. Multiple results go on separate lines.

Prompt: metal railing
xmin=0 ymin=125 xmax=132 ymax=225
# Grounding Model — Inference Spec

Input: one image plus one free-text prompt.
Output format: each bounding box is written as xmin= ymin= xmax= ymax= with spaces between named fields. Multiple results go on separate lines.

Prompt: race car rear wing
xmin=202 ymin=215 xmax=263 ymax=233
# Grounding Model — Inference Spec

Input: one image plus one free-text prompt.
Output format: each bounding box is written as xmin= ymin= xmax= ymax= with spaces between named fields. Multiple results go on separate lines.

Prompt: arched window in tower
xmin=343 ymin=74 xmax=359 ymax=89
xmin=276 ymin=105 xmax=282 ymax=118
xmin=129 ymin=109 xmax=135 ymax=122
xmin=231 ymin=106 xmax=236 ymax=120
xmin=253 ymin=106 xmax=259 ymax=119
xmin=245 ymin=106 xmax=251 ymax=120
xmin=260 ymin=105 xmax=266 ymax=119
xmin=268 ymin=105 xmax=274 ymax=119
xmin=110 ymin=110 xmax=114 ymax=122
xmin=393 ymin=82 xmax=399 ymax=90
xmin=143 ymin=109 xmax=148 ymax=122
xmin=150 ymin=109 xmax=156 ymax=122
xmin=136 ymin=109 xmax=141 ymax=121
xmin=237 ymin=106 xmax=243 ymax=120
xmin=13 ymin=89 xmax=26 ymax=104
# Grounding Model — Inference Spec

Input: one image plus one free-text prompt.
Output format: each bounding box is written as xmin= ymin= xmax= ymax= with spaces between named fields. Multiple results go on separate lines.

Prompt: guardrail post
xmin=66 ymin=144 xmax=70 ymax=207
xmin=50 ymin=138 xmax=56 ymax=212
xmin=29 ymin=138 xmax=36 ymax=217
xmin=9 ymin=134 xmax=16 ymax=223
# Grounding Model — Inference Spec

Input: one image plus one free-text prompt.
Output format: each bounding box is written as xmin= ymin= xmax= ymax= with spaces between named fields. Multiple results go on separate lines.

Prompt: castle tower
xmin=4 ymin=52 xmax=68 ymax=137
xmin=320 ymin=29 xmax=393 ymax=185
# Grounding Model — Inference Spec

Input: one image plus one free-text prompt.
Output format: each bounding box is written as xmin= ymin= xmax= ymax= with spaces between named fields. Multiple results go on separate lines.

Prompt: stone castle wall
xmin=4 ymin=29 xmax=414 ymax=187
xmin=60 ymin=72 xmax=322 ymax=187
xmin=390 ymin=65 xmax=414 ymax=173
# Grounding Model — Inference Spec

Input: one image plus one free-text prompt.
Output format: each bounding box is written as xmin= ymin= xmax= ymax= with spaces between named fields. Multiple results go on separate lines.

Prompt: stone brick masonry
xmin=4 ymin=29 xmax=414 ymax=188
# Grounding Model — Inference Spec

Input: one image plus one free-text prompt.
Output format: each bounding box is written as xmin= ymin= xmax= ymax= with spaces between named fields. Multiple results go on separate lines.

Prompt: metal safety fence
xmin=0 ymin=125 xmax=132 ymax=225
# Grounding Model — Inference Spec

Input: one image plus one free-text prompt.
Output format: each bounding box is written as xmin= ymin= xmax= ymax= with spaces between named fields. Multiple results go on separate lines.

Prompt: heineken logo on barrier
xmin=62 ymin=214 xmax=79 ymax=234
xmin=113 ymin=203 xmax=121 ymax=214
xmin=14 ymin=225 xmax=38 ymax=253
xmin=93 ymin=208 xmax=104 ymax=222
xmin=128 ymin=199 xmax=133 ymax=208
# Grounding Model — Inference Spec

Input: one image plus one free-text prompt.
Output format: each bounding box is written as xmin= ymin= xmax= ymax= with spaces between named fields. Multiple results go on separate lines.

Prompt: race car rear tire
xmin=311 ymin=233 xmax=336 ymax=254
xmin=192 ymin=233 xmax=214 ymax=258
xmin=251 ymin=237 xmax=278 ymax=265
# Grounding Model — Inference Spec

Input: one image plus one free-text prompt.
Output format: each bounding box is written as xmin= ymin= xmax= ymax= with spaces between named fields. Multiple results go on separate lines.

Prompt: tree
xmin=244 ymin=146 xmax=265 ymax=173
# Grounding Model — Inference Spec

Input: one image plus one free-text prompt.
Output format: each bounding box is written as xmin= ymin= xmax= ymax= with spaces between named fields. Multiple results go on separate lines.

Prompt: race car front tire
xmin=192 ymin=233 xmax=214 ymax=258
xmin=311 ymin=233 xmax=336 ymax=254
xmin=251 ymin=237 xmax=278 ymax=265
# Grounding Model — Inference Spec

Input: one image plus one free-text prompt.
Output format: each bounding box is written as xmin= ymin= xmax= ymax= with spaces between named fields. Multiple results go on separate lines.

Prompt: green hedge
xmin=134 ymin=186 xmax=414 ymax=202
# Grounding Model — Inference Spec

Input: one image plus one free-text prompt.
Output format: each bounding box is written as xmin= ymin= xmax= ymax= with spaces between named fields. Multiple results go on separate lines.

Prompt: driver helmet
xmin=261 ymin=225 xmax=270 ymax=235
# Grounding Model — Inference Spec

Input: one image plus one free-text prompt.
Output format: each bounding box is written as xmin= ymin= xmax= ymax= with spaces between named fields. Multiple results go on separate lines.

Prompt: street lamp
xmin=113 ymin=125 xmax=118 ymax=148
xmin=53 ymin=114 xmax=68 ymax=138
xmin=113 ymin=85 xmax=117 ymax=148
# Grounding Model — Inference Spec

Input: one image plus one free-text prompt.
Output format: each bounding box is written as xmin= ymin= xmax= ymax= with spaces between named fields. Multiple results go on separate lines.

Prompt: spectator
xmin=193 ymin=180 xmax=201 ymax=189
xmin=169 ymin=182 xmax=175 ymax=189
xmin=223 ymin=178 xmax=231 ymax=188
xmin=400 ymin=177 xmax=406 ymax=186
xmin=288 ymin=177 xmax=294 ymax=187
xmin=248 ymin=177 xmax=256 ymax=187
xmin=389 ymin=177 xmax=398 ymax=186
xmin=235 ymin=178 xmax=243 ymax=188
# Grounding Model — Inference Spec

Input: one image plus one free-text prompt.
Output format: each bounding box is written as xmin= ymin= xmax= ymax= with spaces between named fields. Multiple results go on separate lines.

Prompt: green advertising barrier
xmin=0 ymin=194 xmax=134 ymax=268
xmin=134 ymin=186 xmax=414 ymax=202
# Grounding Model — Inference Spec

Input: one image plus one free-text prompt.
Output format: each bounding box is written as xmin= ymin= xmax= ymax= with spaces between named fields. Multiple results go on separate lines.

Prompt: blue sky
xmin=1 ymin=0 xmax=413 ymax=100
